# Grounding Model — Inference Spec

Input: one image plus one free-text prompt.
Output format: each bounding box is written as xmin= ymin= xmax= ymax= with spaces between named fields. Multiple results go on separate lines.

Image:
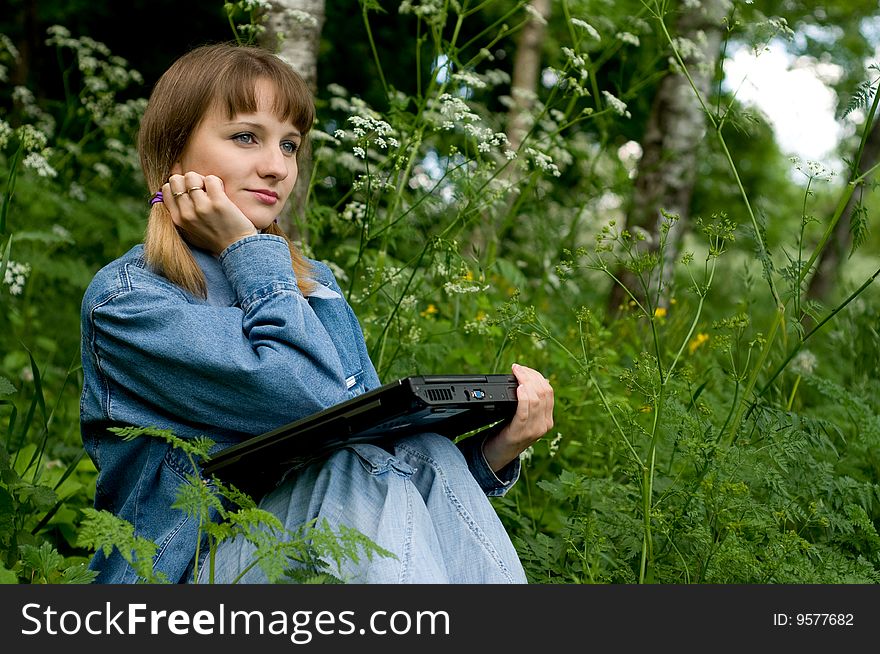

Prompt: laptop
xmin=202 ymin=374 xmax=519 ymax=497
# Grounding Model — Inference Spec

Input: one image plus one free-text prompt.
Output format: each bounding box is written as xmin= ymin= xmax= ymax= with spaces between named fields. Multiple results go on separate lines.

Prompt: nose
xmin=258 ymin=146 xmax=291 ymax=181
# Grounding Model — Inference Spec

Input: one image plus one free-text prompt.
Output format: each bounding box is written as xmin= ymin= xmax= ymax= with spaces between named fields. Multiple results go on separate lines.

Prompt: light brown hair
xmin=138 ymin=42 xmax=315 ymax=296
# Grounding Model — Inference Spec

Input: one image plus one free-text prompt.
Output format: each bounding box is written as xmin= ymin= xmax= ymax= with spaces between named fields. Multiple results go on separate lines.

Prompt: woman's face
xmin=174 ymin=79 xmax=302 ymax=231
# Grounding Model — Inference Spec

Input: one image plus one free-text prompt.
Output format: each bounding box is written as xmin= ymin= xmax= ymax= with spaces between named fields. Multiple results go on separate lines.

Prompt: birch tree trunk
xmin=259 ymin=0 xmax=326 ymax=239
xmin=609 ymin=0 xmax=731 ymax=313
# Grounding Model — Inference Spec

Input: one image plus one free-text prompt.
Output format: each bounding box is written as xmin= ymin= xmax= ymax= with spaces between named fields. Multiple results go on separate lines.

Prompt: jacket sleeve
xmin=86 ymin=235 xmax=351 ymax=436
xmin=456 ymin=424 xmax=521 ymax=496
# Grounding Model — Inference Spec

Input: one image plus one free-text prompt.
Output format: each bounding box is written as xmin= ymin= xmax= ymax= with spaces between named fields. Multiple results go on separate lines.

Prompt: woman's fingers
xmin=510 ymin=363 xmax=554 ymax=440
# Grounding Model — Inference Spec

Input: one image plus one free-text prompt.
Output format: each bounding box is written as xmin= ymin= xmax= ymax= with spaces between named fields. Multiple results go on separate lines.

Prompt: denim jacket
xmin=80 ymin=234 xmax=519 ymax=583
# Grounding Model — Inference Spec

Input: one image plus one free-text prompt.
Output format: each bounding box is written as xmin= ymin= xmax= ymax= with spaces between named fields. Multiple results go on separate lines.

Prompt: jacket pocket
xmin=344 ymin=442 xmax=415 ymax=478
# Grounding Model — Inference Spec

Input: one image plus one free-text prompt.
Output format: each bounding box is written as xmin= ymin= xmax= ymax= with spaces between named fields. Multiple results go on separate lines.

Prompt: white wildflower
xmin=571 ymin=18 xmax=600 ymax=41
xmin=790 ymin=350 xmax=817 ymax=376
xmin=15 ymin=124 xmax=48 ymax=151
xmin=326 ymin=83 xmax=348 ymax=98
xmin=443 ymin=280 xmax=489 ymax=294
xmin=285 ymin=9 xmax=318 ymax=27
xmin=69 ymin=182 xmax=87 ymax=202
xmin=341 ymin=201 xmax=366 ymax=222
xmin=52 ymin=224 xmax=73 ymax=241
xmin=352 ymin=146 xmax=366 ymax=159
xmin=602 ymin=90 xmax=631 ymax=118
xmin=548 ymin=432 xmax=563 ymax=457
xmin=3 ymin=260 xmax=31 ymax=296
xmin=0 ymin=119 xmax=11 ymax=149
xmin=0 ymin=33 xmax=20 ymax=60
xmin=23 ymin=151 xmax=57 ymax=178
xmin=526 ymin=147 xmax=562 ymax=177
xmin=399 ymin=0 xmax=445 ymax=22
xmin=451 ymin=71 xmax=487 ymax=89
xmin=92 ymin=161 xmax=112 ymax=178
xmin=617 ymin=32 xmax=640 ymax=47
xmin=483 ymin=69 xmax=510 ymax=87
xmin=523 ymin=4 xmax=548 ymax=26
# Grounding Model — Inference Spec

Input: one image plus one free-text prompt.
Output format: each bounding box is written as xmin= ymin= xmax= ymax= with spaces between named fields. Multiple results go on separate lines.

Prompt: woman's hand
xmin=162 ymin=172 xmax=258 ymax=255
xmin=482 ymin=363 xmax=554 ymax=473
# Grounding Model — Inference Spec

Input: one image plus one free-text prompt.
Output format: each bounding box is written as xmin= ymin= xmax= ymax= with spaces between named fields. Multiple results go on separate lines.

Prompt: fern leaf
xmin=849 ymin=204 xmax=869 ymax=258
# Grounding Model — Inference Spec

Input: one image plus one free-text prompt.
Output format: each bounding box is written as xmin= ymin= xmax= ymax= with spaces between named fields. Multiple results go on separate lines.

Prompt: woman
xmin=79 ymin=43 xmax=554 ymax=584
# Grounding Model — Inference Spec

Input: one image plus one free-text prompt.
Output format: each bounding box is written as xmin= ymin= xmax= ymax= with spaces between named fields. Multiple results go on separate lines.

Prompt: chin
xmin=246 ymin=215 xmax=279 ymax=231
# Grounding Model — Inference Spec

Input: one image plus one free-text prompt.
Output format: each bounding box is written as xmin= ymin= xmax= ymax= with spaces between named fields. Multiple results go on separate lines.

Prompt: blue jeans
xmin=194 ymin=432 xmax=527 ymax=583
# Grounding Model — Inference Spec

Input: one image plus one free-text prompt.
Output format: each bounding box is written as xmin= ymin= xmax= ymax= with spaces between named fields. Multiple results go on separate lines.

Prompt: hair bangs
xmin=216 ymin=62 xmax=314 ymax=135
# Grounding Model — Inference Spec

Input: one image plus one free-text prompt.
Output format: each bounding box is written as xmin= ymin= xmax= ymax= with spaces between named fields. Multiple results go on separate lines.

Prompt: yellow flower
xmin=420 ymin=304 xmax=439 ymax=318
xmin=653 ymin=306 xmax=667 ymax=318
xmin=688 ymin=332 xmax=709 ymax=353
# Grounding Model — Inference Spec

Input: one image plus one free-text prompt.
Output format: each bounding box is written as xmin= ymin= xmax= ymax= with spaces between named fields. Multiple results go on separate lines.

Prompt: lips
xmin=248 ymin=189 xmax=280 ymax=205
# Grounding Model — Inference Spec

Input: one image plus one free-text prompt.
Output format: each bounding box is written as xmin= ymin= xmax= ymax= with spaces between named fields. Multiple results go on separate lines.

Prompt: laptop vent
xmin=427 ymin=387 xmax=454 ymax=402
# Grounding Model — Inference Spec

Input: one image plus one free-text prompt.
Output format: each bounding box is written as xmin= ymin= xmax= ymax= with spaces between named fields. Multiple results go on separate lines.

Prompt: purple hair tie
xmin=150 ymin=191 xmax=163 ymax=206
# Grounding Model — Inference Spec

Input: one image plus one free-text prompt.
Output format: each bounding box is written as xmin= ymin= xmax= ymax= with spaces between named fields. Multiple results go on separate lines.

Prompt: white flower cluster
xmin=235 ymin=0 xmax=272 ymax=12
xmin=15 ymin=123 xmax=47 ymax=152
xmin=617 ymin=32 xmax=640 ymax=47
xmin=790 ymin=157 xmax=835 ymax=181
xmin=0 ymin=119 xmax=12 ymax=149
xmin=3 ymin=260 xmax=31 ymax=296
xmin=602 ymin=91 xmax=631 ymax=118
xmin=286 ymin=9 xmax=319 ymax=27
xmin=523 ymin=4 xmax=548 ymax=26
xmin=561 ymin=47 xmax=588 ymax=79
xmin=435 ymin=93 xmax=480 ymax=126
xmin=525 ymin=147 xmax=562 ymax=177
xmin=0 ymin=32 xmax=19 ymax=82
xmin=790 ymin=349 xmax=817 ymax=376
xmin=443 ymin=279 xmax=490 ymax=294
xmin=341 ymin=201 xmax=367 ymax=222
xmin=399 ymin=0 xmax=448 ymax=23
xmin=571 ymin=18 xmax=600 ymax=41
xmin=329 ymin=98 xmax=400 ymax=164
xmin=671 ymin=35 xmax=706 ymax=64
xmin=768 ymin=17 xmax=795 ymax=40
xmin=23 ymin=151 xmax=57 ymax=178
xmin=451 ymin=71 xmax=487 ymax=90
xmin=430 ymin=94 xmax=513 ymax=158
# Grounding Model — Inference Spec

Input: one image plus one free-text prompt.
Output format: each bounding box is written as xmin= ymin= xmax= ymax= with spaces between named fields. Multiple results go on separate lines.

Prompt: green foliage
xmin=2 ymin=0 xmax=880 ymax=585
xmin=78 ymin=427 xmax=394 ymax=584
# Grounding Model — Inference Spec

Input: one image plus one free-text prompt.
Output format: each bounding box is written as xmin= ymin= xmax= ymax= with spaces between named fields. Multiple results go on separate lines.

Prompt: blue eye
xmin=233 ymin=133 xmax=255 ymax=144
xmin=281 ymin=140 xmax=298 ymax=155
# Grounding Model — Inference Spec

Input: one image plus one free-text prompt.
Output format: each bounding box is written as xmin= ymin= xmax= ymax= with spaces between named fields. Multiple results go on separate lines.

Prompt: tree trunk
xmin=608 ymin=0 xmax=731 ymax=315
xmin=507 ymin=0 xmax=550 ymax=154
xmin=259 ymin=0 xmax=326 ymax=241
xmin=805 ymin=115 xmax=880 ymax=302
